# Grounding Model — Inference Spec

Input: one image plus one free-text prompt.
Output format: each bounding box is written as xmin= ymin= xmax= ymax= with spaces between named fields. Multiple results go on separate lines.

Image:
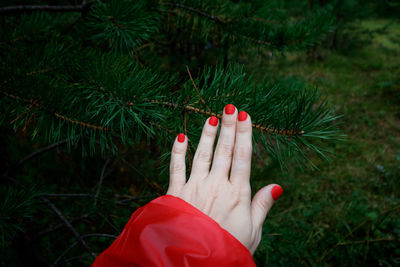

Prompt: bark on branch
xmin=0 ymin=3 xmax=91 ymax=15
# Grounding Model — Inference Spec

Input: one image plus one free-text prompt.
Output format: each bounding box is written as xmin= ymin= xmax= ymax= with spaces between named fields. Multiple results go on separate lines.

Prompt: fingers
xmin=230 ymin=111 xmax=252 ymax=185
xmin=167 ymin=133 xmax=188 ymax=195
xmin=209 ymin=104 xmax=238 ymax=179
xmin=190 ymin=116 xmax=219 ymax=180
xmin=251 ymin=184 xmax=283 ymax=229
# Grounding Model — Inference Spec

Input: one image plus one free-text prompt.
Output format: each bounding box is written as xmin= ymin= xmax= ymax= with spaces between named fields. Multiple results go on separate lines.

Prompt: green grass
xmin=250 ymin=19 xmax=400 ymax=266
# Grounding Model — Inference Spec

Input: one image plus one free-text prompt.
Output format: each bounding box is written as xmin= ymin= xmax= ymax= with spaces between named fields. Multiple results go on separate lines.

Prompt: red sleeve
xmin=92 ymin=195 xmax=256 ymax=267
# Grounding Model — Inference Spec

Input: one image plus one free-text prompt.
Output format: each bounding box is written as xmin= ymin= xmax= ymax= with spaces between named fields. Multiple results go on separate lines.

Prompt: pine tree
xmin=1 ymin=0 xmax=343 ymax=265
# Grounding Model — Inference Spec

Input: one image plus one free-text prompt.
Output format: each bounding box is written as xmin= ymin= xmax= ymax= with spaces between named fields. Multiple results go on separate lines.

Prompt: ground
xmin=250 ymin=18 xmax=400 ymax=266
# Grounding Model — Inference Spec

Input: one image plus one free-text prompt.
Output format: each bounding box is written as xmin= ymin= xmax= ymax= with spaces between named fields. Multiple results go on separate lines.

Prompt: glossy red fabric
xmin=92 ymin=195 xmax=256 ymax=267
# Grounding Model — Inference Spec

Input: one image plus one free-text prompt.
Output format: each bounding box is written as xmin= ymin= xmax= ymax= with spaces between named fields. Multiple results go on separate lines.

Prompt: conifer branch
xmin=147 ymin=99 xmax=305 ymax=136
xmin=164 ymin=3 xmax=225 ymax=25
xmin=26 ymin=68 xmax=52 ymax=76
xmin=2 ymin=89 xmax=304 ymax=137
xmin=0 ymin=3 xmax=91 ymax=15
xmin=54 ymin=113 xmax=108 ymax=131
xmin=165 ymin=2 xmax=275 ymax=47
xmin=1 ymin=91 xmax=109 ymax=132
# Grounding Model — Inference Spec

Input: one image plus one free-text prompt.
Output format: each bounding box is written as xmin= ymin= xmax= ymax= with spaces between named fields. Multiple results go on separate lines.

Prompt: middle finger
xmin=209 ymin=104 xmax=237 ymax=179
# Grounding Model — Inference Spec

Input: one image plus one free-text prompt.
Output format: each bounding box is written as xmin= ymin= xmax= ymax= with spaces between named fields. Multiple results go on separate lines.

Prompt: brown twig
xmin=164 ymin=2 xmax=225 ymax=25
xmin=0 ymin=2 xmax=92 ymax=15
xmin=94 ymin=158 xmax=111 ymax=206
xmin=1 ymin=91 xmax=108 ymax=132
xmin=116 ymin=194 xmax=157 ymax=205
xmin=15 ymin=139 xmax=69 ymax=171
xmin=147 ymin=99 xmax=304 ymax=136
xmin=51 ymin=233 xmax=117 ymax=266
xmin=37 ymin=214 xmax=90 ymax=238
xmin=2 ymin=90 xmax=304 ymax=136
xmin=185 ymin=65 xmax=211 ymax=113
xmin=26 ymin=68 xmax=51 ymax=76
xmin=164 ymin=2 xmax=278 ymax=47
xmin=39 ymin=196 xmax=96 ymax=259
xmin=54 ymin=113 xmax=108 ymax=131
xmin=337 ymin=238 xmax=400 ymax=246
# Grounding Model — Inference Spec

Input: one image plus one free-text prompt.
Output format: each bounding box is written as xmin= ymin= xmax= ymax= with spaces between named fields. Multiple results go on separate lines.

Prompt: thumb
xmin=251 ymin=184 xmax=283 ymax=229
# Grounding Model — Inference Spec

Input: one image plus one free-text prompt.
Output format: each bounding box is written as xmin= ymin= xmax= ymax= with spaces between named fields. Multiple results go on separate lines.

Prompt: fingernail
xmin=238 ymin=111 xmax=247 ymax=121
xmin=225 ymin=104 xmax=235 ymax=115
xmin=271 ymin=185 xmax=283 ymax=200
xmin=177 ymin=133 xmax=185 ymax=143
xmin=209 ymin=116 xmax=218 ymax=126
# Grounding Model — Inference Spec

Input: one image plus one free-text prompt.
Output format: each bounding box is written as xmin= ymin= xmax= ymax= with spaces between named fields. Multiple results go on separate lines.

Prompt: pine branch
xmin=147 ymin=99 xmax=305 ymax=136
xmin=0 ymin=2 xmax=92 ymax=15
xmin=164 ymin=1 xmax=333 ymax=49
xmin=1 ymin=91 xmax=109 ymax=132
xmin=1 ymin=88 xmax=304 ymax=137
xmin=164 ymin=2 xmax=225 ymax=25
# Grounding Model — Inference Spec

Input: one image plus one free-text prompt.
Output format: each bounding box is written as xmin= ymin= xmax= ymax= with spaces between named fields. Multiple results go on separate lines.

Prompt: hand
xmin=167 ymin=104 xmax=283 ymax=254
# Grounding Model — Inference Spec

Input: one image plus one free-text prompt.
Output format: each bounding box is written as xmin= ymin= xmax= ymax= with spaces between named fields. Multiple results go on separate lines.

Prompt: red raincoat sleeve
xmin=92 ymin=195 xmax=256 ymax=267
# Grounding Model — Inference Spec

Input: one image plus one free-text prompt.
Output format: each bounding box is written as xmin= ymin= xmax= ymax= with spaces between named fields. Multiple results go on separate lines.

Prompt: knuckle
xmin=172 ymin=146 xmax=186 ymax=155
xmin=237 ymin=124 xmax=251 ymax=133
xmin=234 ymin=145 xmax=252 ymax=160
xmin=202 ymin=129 xmax=215 ymax=138
xmin=195 ymin=149 xmax=212 ymax=162
xmin=217 ymin=143 xmax=234 ymax=157
xmin=222 ymin=118 xmax=236 ymax=127
xmin=170 ymin=163 xmax=185 ymax=174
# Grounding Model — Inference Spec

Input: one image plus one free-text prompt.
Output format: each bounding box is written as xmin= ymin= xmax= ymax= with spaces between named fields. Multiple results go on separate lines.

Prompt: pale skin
xmin=167 ymin=104 xmax=282 ymax=255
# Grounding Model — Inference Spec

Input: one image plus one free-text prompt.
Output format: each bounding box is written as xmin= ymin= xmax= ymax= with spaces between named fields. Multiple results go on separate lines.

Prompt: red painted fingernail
xmin=225 ymin=104 xmax=235 ymax=114
xmin=271 ymin=185 xmax=283 ymax=200
xmin=177 ymin=133 xmax=185 ymax=143
xmin=238 ymin=111 xmax=247 ymax=121
xmin=209 ymin=116 xmax=218 ymax=126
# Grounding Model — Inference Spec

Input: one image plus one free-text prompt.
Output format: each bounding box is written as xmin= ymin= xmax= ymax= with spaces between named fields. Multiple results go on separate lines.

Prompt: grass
xmin=249 ymin=18 xmax=400 ymax=266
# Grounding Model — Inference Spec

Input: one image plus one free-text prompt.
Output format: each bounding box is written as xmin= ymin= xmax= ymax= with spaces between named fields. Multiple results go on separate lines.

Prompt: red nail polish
xmin=177 ymin=133 xmax=185 ymax=143
xmin=271 ymin=185 xmax=283 ymax=200
xmin=225 ymin=104 xmax=235 ymax=115
xmin=209 ymin=116 xmax=218 ymax=126
xmin=238 ymin=111 xmax=247 ymax=121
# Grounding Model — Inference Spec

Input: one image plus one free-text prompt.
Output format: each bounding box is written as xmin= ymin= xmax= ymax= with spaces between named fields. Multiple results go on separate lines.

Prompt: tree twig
xmin=337 ymin=238 xmax=400 ymax=246
xmin=37 ymin=214 xmax=90 ymax=238
xmin=94 ymin=158 xmax=111 ymax=206
xmin=148 ymin=99 xmax=305 ymax=135
xmin=51 ymin=233 xmax=117 ymax=266
xmin=40 ymin=193 xmax=90 ymax=197
xmin=40 ymin=196 xmax=96 ymax=259
xmin=0 ymin=2 xmax=92 ymax=15
xmin=164 ymin=2 xmax=225 ymax=25
xmin=186 ymin=65 xmax=211 ymax=113
xmin=1 ymin=90 xmax=109 ymax=131
xmin=15 ymin=139 xmax=69 ymax=170
xmin=116 ymin=194 xmax=157 ymax=205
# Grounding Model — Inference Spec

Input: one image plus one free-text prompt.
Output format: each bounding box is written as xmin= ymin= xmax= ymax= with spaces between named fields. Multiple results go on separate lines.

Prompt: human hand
xmin=167 ymin=104 xmax=283 ymax=254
